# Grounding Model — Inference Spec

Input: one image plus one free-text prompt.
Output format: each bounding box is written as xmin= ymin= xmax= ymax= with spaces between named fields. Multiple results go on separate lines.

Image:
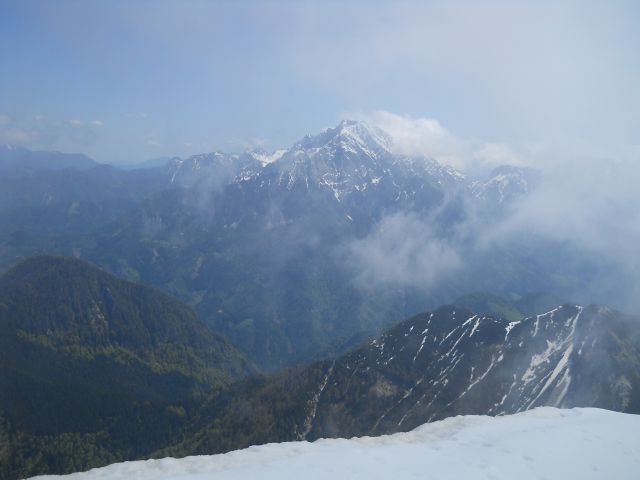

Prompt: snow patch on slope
xmin=251 ymin=149 xmax=288 ymax=165
xmin=31 ymin=408 xmax=640 ymax=480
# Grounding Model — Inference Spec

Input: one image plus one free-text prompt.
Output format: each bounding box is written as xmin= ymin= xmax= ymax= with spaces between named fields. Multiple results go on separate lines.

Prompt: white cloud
xmin=347 ymin=212 xmax=462 ymax=291
xmin=90 ymin=120 xmax=104 ymax=127
xmin=473 ymin=143 xmax=524 ymax=169
xmin=349 ymin=111 xmax=464 ymax=166
xmin=490 ymin=156 xmax=640 ymax=259
xmin=0 ymin=114 xmax=11 ymax=126
xmin=350 ymin=110 xmax=525 ymax=173
xmin=287 ymin=2 xmax=640 ymax=147
xmin=0 ymin=114 xmax=105 ymax=150
xmin=338 ymin=109 xmax=640 ymax=309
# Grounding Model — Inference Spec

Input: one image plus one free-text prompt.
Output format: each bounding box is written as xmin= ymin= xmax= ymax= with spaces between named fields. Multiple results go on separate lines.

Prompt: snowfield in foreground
xmin=33 ymin=408 xmax=640 ymax=480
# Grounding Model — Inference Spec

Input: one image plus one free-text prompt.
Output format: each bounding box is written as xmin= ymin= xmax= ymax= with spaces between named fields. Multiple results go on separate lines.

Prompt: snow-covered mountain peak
xmin=335 ymin=119 xmax=394 ymax=155
xmin=295 ymin=119 xmax=394 ymax=158
xmin=472 ymin=164 xmax=540 ymax=206
xmin=161 ymin=122 xmax=470 ymax=210
xmin=232 ymin=121 xmax=465 ymax=207
xmin=167 ymin=150 xmax=262 ymax=186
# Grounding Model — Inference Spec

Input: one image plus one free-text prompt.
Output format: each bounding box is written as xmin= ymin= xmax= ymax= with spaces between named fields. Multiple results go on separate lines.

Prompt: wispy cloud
xmin=351 ymin=110 xmax=523 ymax=174
xmin=287 ymin=1 xmax=640 ymax=147
xmin=347 ymin=212 xmax=462 ymax=290
xmin=339 ymin=109 xmax=640 ymax=311
xmin=0 ymin=114 xmax=103 ymax=150
xmin=3 ymin=1 xmax=637 ymax=163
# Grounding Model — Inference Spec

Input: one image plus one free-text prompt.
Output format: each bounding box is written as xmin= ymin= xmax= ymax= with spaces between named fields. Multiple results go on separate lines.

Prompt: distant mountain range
xmin=0 ymin=144 xmax=98 ymax=172
xmin=0 ymin=121 xmax=622 ymax=372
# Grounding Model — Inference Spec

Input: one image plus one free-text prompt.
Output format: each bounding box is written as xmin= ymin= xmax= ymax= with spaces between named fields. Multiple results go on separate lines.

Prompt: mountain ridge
xmin=0 ymin=255 xmax=256 ymax=478
xmin=153 ymin=300 xmax=640 ymax=460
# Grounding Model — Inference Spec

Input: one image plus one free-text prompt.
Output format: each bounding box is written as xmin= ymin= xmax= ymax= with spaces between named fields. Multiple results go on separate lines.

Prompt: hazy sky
xmin=1 ymin=0 xmax=638 ymax=164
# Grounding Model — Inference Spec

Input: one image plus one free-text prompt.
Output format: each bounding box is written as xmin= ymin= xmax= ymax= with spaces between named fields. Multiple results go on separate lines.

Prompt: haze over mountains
xmin=3 ymin=2 xmax=639 ymax=479
xmin=2 ymin=120 xmax=635 ymax=373
xmin=2 ymin=120 xmax=640 ymax=478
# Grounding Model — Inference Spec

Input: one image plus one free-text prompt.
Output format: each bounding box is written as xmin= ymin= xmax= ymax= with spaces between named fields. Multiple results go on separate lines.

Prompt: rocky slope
xmin=159 ymin=301 xmax=640 ymax=456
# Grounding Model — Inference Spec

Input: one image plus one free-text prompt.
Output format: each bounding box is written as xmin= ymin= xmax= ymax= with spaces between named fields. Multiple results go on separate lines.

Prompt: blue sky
xmin=1 ymin=0 xmax=638 ymax=164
